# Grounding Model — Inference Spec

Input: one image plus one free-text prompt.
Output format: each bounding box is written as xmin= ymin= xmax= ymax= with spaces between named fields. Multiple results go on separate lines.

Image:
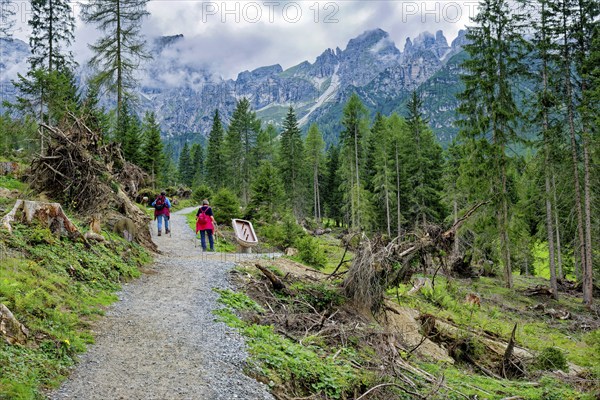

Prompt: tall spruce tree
xmin=205 ymin=109 xmax=225 ymax=189
xmin=141 ymin=111 xmax=163 ymax=187
xmin=339 ymin=93 xmax=370 ymax=230
xmin=405 ymin=91 xmax=444 ymax=227
xmin=548 ymin=0 xmax=597 ymax=305
xmin=162 ymin=142 xmax=178 ymax=187
xmin=457 ymin=0 xmax=529 ymax=288
xmin=224 ymin=98 xmax=261 ymax=204
xmin=80 ymin=82 xmax=110 ymax=137
xmin=190 ymin=143 xmax=205 ymax=186
xmin=28 ymin=0 xmax=75 ymax=72
xmin=178 ymin=142 xmax=194 ymax=187
xmin=305 ymin=123 xmax=325 ymax=222
xmin=532 ymin=0 xmax=560 ymax=299
xmin=573 ymin=0 xmax=598 ymax=307
xmin=278 ymin=106 xmax=306 ymax=217
xmin=116 ymin=100 xmax=142 ymax=164
xmin=80 ymin=0 xmax=151 ymax=116
xmin=370 ymin=113 xmax=395 ymax=236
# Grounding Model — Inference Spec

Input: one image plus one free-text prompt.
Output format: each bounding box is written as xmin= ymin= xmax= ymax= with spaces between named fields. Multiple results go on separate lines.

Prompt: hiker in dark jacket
xmin=196 ymin=199 xmax=216 ymax=251
xmin=152 ymin=191 xmax=171 ymax=236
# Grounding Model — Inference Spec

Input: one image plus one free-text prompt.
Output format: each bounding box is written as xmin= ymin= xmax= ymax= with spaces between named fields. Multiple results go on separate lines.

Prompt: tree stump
xmin=2 ymin=199 xmax=80 ymax=235
xmin=0 ymin=303 xmax=29 ymax=345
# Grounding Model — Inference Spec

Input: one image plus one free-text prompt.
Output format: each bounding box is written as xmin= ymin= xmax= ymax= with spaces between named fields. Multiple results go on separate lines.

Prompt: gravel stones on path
xmin=48 ymin=208 xmax=274 ymax=400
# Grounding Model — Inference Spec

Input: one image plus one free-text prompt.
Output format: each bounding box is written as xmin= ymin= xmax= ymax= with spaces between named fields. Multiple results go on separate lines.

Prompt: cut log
xmin=256 ymin=264 xmax=287 ymax=292
xmin=0 ymin=303 xmax=29 ymax=345
xmin=2 ymin=199 xmax=79 ymax=235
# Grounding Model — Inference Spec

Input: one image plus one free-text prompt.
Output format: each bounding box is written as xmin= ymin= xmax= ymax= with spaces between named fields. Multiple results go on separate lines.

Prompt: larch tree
xmin=370 ymin=113 xmax=395 ymax=236
xmin=254 ymin=124 xmax=276 ymax=165
xmin=247 ymin=160 xmax=286 ymax=223
xmin=457 ymin=0 xmax=529 ymax=288
xmin=80 ymin=0 xmax=151 ymax=118
xmin=387 ymin=113 xmax=409 ymax=236
xmin=324 ymin=145 xmax=344 ymax=227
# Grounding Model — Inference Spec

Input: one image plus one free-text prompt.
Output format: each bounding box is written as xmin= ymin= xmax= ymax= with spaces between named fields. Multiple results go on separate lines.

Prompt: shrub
xmin=212 ymin=187 xmax=241 ymax=224
xmin=535 ymin=347 xmax=568 ymax=372
xmin=258 ymin=213 xmax=304 ymax=249
xmin=192 ymin=184 xmax=213 ymax=205
xmin=295 ymin=236 xmax=327 ymax=269
xmin=282 ymin=213 xmax=304 ymax=248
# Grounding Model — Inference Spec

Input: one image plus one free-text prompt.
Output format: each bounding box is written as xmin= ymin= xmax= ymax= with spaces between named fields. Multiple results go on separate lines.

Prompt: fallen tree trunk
xmin=256 ymin=264 xmax=287 ymax=292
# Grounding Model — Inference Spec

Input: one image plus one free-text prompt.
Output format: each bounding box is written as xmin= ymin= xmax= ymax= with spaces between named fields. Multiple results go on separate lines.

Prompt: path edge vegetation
xmin=0 ymin=179 xmax=152 ymax=399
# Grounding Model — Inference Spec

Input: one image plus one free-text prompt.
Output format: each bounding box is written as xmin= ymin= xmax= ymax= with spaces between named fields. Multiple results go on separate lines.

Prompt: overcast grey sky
xmin=10 ymin=0 xmax=479 ymax=79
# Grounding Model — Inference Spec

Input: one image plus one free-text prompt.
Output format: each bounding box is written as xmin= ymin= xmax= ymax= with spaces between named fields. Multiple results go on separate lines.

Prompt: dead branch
xmin=26 ymin=116 xmax=157 ymax=252
xmin=501 ymin=323 xmax=525 ymax=379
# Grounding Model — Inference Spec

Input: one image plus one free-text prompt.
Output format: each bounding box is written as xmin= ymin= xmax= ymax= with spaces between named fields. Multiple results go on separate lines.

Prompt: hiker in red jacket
xmin=152 ymin=191 xmax=171 ymax=236
xmin=196 ymin=199 xmax=216 ymax=251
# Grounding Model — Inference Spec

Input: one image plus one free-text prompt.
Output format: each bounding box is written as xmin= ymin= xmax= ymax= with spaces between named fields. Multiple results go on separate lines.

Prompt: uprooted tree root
xmin=27 ymin=115 xmax=156 ymax=251
xmin=343 ymin=202 xmax=489 ymax=314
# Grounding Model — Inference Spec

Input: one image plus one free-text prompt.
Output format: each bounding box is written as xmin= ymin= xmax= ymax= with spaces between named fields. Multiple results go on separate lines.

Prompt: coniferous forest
xmin=0 ymin=0 xmax=599 ymax=398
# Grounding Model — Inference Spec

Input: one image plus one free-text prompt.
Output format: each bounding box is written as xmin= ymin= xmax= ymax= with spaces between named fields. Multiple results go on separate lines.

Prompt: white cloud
xmin=11 ymin=0 xmax=478 ymax=79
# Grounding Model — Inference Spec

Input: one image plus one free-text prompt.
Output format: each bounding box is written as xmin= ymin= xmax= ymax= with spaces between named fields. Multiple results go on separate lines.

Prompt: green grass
xmin=421 ymin=363 xmax=591 ymax=399
xmin=392 ymin=275 xmax=597 ymax=370
xmin=0 ymin=221 xmax=151 ymax=399
xmin=0 ymin=175 xmax=26 ymax=191
xmin=531 ymin=240 xmax=576 ymax=280
xmin=213 ymin=289 xmax=373 ymax=399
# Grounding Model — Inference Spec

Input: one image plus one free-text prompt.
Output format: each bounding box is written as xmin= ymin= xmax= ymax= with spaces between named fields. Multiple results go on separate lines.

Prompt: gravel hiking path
xmin=48 ymin=207 xmax=275 ymax=400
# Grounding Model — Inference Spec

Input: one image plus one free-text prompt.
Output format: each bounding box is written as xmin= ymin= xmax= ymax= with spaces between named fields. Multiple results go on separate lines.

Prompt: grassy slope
xmin=214 ymin=232 xmax=599 ymax=399
xmin=0 ymin=177 xmax=152 ymax=399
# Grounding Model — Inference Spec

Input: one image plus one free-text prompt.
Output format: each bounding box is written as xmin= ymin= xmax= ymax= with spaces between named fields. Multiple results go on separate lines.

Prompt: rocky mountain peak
xmin=451 ymin=29 xmax=469 ymax=49
xmin=236 ymin=64 xmax=283 ymax=83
